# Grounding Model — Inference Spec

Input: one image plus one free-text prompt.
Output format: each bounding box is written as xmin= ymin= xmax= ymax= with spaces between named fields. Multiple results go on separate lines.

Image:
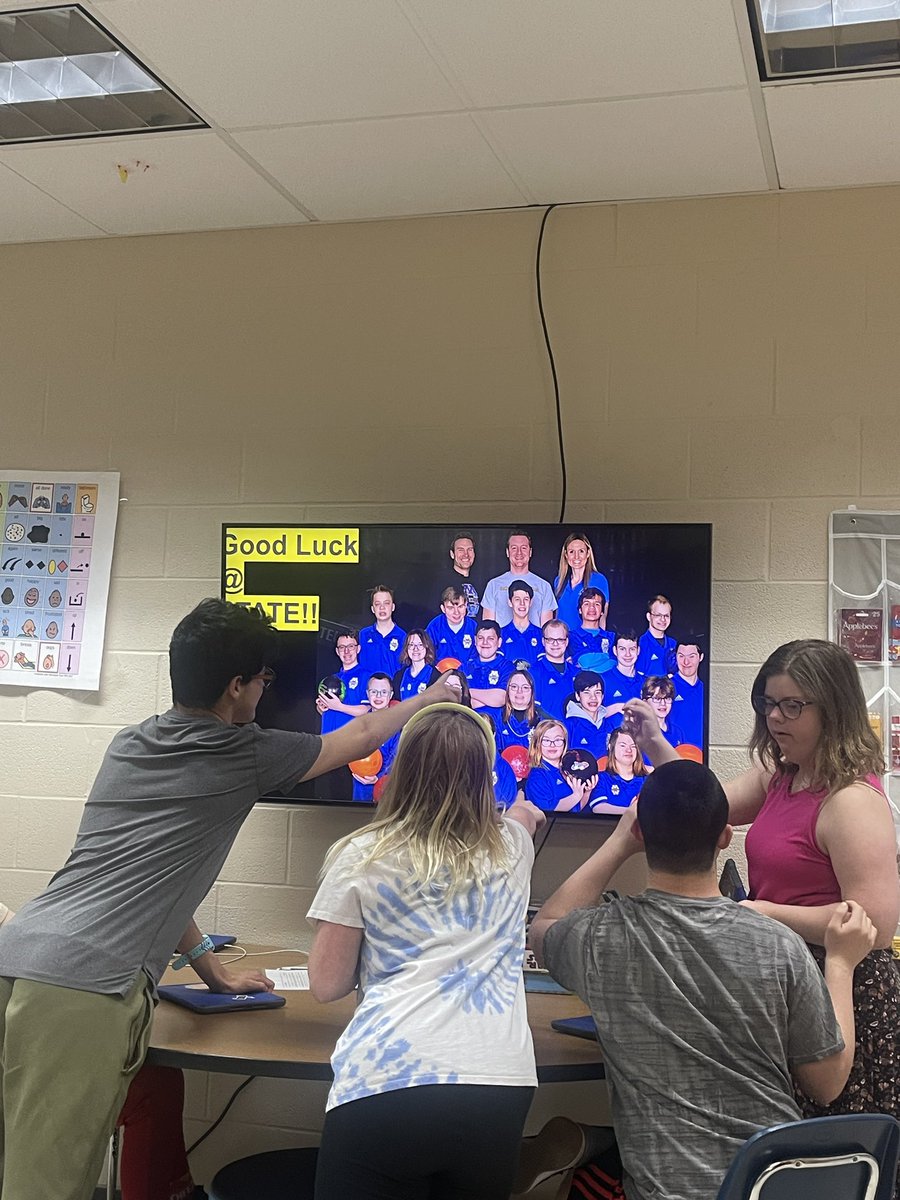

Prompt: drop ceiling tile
xmin=0 ymin=159 xmax=103 ymax=242
xmin=480 ymin=90 xmax=769 ymax=202
xmin=235 ymin=114 xmax=528 ymax=220
xmin=766 ymin=77 xmax=900 ymax=189
xmin=404 ymin=0 xmax=750 ymax=105
xmin=91 ymin=0 xmax=465 ymax=127
xmin=1 ymin=130 xmax=307 ymax=234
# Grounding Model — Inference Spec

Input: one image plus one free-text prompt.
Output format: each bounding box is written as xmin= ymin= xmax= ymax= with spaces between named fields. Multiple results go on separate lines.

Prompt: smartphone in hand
xmin=718 ymin=858 xmax=747 ymax=902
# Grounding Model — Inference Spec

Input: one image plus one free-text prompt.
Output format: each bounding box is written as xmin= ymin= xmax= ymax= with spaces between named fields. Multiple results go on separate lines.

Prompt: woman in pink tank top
xmin=627 ymin=638 xmax=899 ymax=1183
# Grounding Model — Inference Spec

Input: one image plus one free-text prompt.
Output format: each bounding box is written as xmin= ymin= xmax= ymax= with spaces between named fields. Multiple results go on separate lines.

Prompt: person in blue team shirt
xmin=494 ymin=670 xmax=552 ymax=753
xmin=426 ymin=586 xmax=477 ymax=667
xmin=564 ymin=670 xmax=617 ymax=758
xmin=358 ymin=585 xmax=406 ymax=679
xmin=568 ymin=587 xmax=616 ymax=671
xmin=588 ymin=727 xmax=650 ymax=814
xmin=464 ymin=620 xmax=514 ymax=727
xmin=351 ymin=674 xmax=400 ymax=801
xmin=671 ymin=637 xmax=705 ymax=749
xmin=600 ymin=629 xmax=644 ymax=719
xmin=530 ymin=620 xmax=578 ymax=720
xmin=445 ymin=669 xmax=523 ymax=808
xmin=316 ymin=630 xmax=371 ymax=734
xmin=501 ymin=581 xmax=543 ymax=669
xmin=392 ymin=629 xmax=440 ymax=702
xmin=481 ymin=531 xmax=556 ymax=629
xmin=442 ymin=531 xmax=482 ymax=620
xmin=524 ymin=720 xmax=598 ymax=813
xmin=641 ymin=675 xmax=685 ymax=753
xmin=635 ymin=593 xmax=677 ymax=677
xmin=552 ymin=532 xmax=611 ymax=635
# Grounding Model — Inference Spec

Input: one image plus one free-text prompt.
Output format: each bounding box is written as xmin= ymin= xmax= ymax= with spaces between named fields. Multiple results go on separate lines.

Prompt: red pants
xmin=116 ymin=1064 xmax=195 ymax=1200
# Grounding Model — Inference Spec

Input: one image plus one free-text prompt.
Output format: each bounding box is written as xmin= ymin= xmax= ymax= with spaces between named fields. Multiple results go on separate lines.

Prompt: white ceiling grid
xmin=0 ymin=0 xmax=896 ymax=243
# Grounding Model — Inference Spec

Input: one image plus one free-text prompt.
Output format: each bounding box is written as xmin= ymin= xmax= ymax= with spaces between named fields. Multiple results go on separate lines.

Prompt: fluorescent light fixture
xmin=749 ymin=0 xmax=900 ymax=76
xmin=0 ymin=5 xmax=205 ymax=143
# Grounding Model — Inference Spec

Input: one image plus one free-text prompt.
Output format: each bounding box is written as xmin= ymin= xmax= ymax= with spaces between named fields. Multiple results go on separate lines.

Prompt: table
xmin=147 ymin=951 xmax=605 ymax=1084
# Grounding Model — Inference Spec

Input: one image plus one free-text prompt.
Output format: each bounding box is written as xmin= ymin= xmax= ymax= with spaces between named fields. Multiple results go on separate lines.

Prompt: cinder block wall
xmin=1 ymin=187 xmax=896 ymax=1176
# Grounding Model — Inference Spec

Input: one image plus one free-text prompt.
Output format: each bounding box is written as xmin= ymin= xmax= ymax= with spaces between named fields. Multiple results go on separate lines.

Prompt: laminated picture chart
xmin=0 ymin=471 xmax=120 ymax=691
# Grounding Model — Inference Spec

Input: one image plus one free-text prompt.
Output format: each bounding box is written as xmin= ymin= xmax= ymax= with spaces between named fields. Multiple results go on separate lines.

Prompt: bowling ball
xmin=500 ymin=744 xmax=531 ymax=781
xmin=561 ymin=748 xmax=599 ymax=782
xmin=373 ymin=774 xmax=391 ymax=802
xmin=318 ymin=675 xmax=345 ymax=701
xmin=436 ymin=657 xmax=461 ymax=672
xmin=349 ymin=749 xmax=383 ymax=776
xmin=676 ymin=743 xmax=704 ymax=763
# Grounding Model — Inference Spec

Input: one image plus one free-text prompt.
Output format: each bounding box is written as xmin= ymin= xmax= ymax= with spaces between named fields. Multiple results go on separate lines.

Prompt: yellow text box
xmin=224 ymin=527 xmax=359 ymax=563
xmin=232 ymin=595 xmax=320 ymax=632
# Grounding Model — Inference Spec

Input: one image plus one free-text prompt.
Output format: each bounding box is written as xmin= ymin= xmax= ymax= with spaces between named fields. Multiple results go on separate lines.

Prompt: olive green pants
xmin=0 ymin=974 xmax=153 ymax=1200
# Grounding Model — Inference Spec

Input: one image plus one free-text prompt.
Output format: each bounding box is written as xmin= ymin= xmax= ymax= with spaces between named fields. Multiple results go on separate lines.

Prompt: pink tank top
xmin=745 ymin=773 xmax=885 ymax=906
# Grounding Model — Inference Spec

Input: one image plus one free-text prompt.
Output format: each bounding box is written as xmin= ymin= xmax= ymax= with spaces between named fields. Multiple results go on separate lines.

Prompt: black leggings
xmin=314 ymin=1084 xmax=535 ymax=1200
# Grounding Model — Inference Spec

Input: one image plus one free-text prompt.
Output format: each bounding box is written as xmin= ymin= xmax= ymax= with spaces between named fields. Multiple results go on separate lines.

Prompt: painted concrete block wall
xmin=1 ymin=186 xmax=896 ymax=1178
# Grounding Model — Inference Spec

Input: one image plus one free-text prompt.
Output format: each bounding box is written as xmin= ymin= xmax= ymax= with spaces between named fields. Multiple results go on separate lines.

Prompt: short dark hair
xmin=508 ymin=578 xmax=534 ymax=600
xmin=578 ymin=586 xmax=606 ymax=613
xmin=573 ymin=670 xmax=603 ymax=695
xmin=476 ymin=619 xmax=502 ymax=638
xmin=335 ymin=629 xmax=359 ymax=646
xmin=637 ymin=761 xmax=728 ymax=874
xmin=450 ymin=531 xmax=475 ymax=552
xmin=169 ymin=599 xmax=279 ymax=708
xmin=507 ymin=529 xmax=532 ymax=548
xmin=615 ymin=628 xmax=639 ymax=644
xmin=370 ymin=584 xmax=394 ymax=602
xmin=676 ymin=634 xmax=704 ymax=653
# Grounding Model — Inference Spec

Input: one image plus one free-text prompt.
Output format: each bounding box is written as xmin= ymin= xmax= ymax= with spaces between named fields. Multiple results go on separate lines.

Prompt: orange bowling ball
xmin=676 ymin=743 xmax=703 ymax=763
xmin=348 ymin=749 xmax=383 ymax=776
xmin=436 ymin=657 xmax=462 ymax=672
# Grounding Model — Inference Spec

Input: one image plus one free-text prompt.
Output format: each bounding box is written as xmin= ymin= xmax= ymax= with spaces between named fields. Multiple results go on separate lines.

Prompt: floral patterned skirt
xmin=800 ymin=945 xmax=900 ymax=1196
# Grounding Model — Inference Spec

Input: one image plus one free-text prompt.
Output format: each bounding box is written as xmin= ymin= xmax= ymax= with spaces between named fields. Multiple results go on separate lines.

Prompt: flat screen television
xmin=221 ymin=522 xmax=712 ymax=816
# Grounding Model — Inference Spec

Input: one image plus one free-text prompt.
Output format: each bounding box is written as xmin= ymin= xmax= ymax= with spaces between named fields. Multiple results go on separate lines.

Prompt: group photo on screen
xmin=238 ymin=523 xmax=712 ymax=816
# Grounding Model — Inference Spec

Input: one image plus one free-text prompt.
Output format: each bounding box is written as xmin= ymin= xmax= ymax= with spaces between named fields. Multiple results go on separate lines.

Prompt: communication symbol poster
xmin=0 ymin=470 xmax=120 ymax=691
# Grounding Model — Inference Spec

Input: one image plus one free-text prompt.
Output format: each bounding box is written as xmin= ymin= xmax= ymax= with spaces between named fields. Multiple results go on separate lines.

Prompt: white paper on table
xmin=267 ymin=966 xmax=310 ymax=990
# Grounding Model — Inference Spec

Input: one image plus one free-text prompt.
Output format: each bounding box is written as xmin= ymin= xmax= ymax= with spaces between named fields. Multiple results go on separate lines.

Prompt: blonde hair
xmin=320 ymin=705 xmax=510 ymax=897
xmin=555 ymin=532 xmax=598 ymax=598
xmin=528 ymin=719 xmax=567 ymax=769
xmin=607 ymin=727 xmax=649 ymax=779
xmin=749 ymin=639 xmax=884 ymax=792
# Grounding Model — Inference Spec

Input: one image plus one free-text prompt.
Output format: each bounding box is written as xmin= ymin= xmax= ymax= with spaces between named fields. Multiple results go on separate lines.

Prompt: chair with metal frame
xmin=716 ymin=1113 xmax=900 ymax=1200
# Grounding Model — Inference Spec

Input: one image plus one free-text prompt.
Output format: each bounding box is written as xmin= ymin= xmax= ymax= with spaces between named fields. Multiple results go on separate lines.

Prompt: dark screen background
xmin=222 ymin=523 xmax=712 ymax=808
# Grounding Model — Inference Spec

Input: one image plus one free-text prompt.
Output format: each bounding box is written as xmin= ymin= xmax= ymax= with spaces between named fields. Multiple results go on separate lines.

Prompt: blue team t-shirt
xmin=425 ymin=614 xmax=476 ymax=665
xmin=530 ymin=656 xmax=577 ymax=720
xmin=352 ymin=729 xmax=400 ymax=802
xmin=320 ymin=664 xmax=369 ymax=735
xmin=552 ymin=571 xmax=611 ymax=634
xmin=672 ymin=677 xmax=704 ymax=747
xmin=636 ymin=631 xmax=677 ymax=677
xmin=589 ymin=772 xmax=645 ymax=811
xmin=359 ymin=624 xmax=406 ymax=678
xmin=501 ymin=623 xmax=542 ymax=669
xmin=600 ymin=666 xmax=644 ymax=707
xmin=393 ymin=664 xmax=440 ymax=702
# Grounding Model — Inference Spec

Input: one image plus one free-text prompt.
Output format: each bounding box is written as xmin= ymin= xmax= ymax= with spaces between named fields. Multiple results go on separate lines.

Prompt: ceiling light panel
xmin=0 ymin=5 xmax=205 ymax=143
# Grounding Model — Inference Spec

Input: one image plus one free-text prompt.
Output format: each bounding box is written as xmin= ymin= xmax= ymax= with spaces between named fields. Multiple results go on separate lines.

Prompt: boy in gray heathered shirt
xmin=528 ymin=760 xmax=876 ymax=1200
xmin=0 ymin=598 xmax=457 ymax=1200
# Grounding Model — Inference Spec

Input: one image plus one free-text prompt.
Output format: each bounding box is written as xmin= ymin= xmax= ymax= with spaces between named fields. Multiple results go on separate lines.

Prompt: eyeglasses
xmin=541 ymin=736 xmax=566 ymax=747
xmin=751 ymin=694 xmax=815 ymax=721
xmin=543 ymin=636 xmax=567 ymax=644
xmin=253 ymin=668 xmax=276 ymax=690
xmin=368 ymin=688 xmax=391 ymax=698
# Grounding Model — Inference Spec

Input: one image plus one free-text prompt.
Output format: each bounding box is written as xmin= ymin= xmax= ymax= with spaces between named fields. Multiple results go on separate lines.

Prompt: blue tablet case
xmin=550 ymin=1015 xmax=598 ymax=1040
xmin=158 ymin=984 xmax=286 ymax=1014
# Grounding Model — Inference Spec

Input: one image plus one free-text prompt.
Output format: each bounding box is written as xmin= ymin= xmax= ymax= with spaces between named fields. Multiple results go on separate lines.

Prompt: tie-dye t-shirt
xmin=307 ymin=817 xmax=537 ymax=1111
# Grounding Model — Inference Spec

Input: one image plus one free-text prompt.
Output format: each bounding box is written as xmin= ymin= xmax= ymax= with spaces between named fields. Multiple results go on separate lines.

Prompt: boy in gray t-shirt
xmin=0 ymin=598 xmax=457 ymax=1200
xmin=529 ymin=760 xmax=876 ymax=1200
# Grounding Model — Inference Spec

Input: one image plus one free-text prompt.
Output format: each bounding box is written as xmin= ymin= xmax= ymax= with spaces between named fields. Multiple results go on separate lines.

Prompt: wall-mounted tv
xmin=221 ymin=523 xmax=712 ymax=816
